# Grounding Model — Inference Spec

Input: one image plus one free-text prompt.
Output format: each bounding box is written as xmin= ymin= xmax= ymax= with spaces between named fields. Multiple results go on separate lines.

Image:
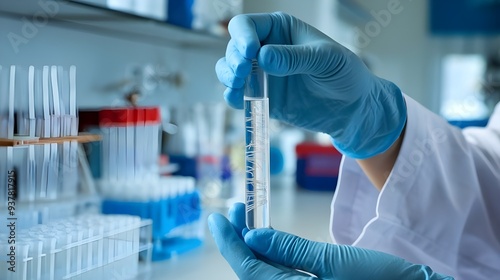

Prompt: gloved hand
xmin=215 ymin=12 xmax=407 ymax=159
xmin=208 ymin=203 xmax=454 ymax=280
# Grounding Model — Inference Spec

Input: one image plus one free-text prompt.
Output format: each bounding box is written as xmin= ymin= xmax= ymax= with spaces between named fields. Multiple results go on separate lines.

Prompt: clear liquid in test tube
xmin=244 ymin=61 xmax=271 ymax=229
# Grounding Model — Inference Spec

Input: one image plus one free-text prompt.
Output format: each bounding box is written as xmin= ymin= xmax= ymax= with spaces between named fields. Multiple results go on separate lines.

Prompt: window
xmin=440 ymin=54 xmax=489 ymax=120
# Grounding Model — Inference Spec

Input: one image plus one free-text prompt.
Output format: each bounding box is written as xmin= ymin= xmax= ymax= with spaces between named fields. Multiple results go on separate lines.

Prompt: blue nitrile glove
xmin=208 ymin=203 xmax=454 ymax=280
xmin=215 ymin=12 xmax=407 ymax=159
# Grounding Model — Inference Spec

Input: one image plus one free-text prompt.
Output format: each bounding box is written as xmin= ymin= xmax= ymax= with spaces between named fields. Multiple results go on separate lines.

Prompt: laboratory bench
xmin=142 ymin=176 xmax=334 ymax=280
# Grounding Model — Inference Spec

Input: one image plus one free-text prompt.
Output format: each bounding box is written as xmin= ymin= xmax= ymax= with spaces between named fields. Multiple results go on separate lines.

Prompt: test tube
xmin=0 ymin=65 xmax=8 ymax=138
xmin=69 ymin=66 xmax=78 ymax=137
xmin=244 ymin=61 xmax=271 ymax=229
xmin=50 ymin=65 xmax=61 ymax=138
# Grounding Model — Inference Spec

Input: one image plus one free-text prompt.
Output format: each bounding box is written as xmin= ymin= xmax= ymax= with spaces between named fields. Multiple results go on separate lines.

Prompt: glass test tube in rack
xmin=98 ymin=107 xmax=161 ymax=185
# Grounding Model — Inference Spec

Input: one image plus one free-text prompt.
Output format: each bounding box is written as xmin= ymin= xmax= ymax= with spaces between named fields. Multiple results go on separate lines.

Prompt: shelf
xmin=336 ymin=0 xmax=371 ymax=25
xmin=0 ymin=0 xmax=229 ymax=49
xmin=1 ymin=194 xmax=100 ymax=210
xmin=0 ymin=133 xmax=102 ymax=147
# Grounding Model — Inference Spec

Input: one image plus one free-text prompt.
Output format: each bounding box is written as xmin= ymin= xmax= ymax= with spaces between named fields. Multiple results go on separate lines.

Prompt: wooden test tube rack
xmin=0 ymin=134 xmax=101 ymax=147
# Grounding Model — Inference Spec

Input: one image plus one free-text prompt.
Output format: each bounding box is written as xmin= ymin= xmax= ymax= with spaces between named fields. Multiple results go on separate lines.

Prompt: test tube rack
xmin=101 ymin=176 xmax=203 ymax=261
xmin=0 ymin=214 xmax=152 ymax=280
xmin=1 ymin=66 xmax=153 ymax=279
xmin=97 ymin=107 xmax=204 ymax=261
xmin=0 ymin=65 xmax=101 ymax=206
xmin=0 ymin=134 xmax=101 ymax=147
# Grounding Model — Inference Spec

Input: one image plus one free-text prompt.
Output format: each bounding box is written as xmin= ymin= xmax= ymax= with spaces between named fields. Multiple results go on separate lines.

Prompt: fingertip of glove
xmin=228 ymin=202 xmax=245 ymax=218
xmin=228 ymin=15 xmax=261 ymax=59
xmin=207 ymin=213 xmax=219 ymax=232
xmin=228 ymin=14 xmax=247 ymax=33
xmin=224 ymin=88 xmax=244 ymax=109
xmin=208 ymin=213 xmax=230 ymax=235
xmin=215 ymin=57 xmax=225 ymax=71
xmin=244 ymin=228 xmax=274 ymax=250
xmin=216 ymin=58 xmax=246 ymax=89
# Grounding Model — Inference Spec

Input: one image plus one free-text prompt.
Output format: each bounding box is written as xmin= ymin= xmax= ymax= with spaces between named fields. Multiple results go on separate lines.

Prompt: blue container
xmin=101 ymin=188 xmax=203 ymax=261
xmin=169 ymin=155 xmax=197 ymax=178
xmin=448 ymin=118 xmax=489 ymax=129
xmin=295 ymin=142 xmax=342 ymax=191
xmin=167 ymin=0 xmax=194 ymax=29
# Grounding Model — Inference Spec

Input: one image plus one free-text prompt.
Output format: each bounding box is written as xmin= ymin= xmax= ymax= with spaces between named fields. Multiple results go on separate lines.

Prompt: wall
xmin=355 ymin=1 xmax=500 ymax=113
xmin=0 ymin=14 xmax=225 ymax=110
xmin=243 ymin=0 xmax=500 ymax=113
xmin=243 ymin=0 xmax=355 ymax=47
xmin=351 ymin=0 xmax=438 ymax=111
xmin=243 ymin=0 xmax=438 ymax=111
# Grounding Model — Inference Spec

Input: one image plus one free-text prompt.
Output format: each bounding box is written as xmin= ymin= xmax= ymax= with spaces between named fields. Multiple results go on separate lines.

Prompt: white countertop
xmin=141 ymin=176 xmax=335 ymax=280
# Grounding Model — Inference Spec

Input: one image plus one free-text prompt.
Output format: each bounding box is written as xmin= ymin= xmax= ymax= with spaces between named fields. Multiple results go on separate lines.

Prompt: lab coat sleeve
xmin=330 ymin=96 xmax=500 ymax=280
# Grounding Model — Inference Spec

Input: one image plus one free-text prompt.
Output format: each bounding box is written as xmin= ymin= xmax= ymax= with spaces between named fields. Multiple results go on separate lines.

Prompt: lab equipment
xmin=208 ymin=203 xmax=454 ymax=280
xmin=69 ymin=66 xmax=78 ymax=136
xmin=98 ymin=107 xmax=161 ymax=184
xmin=8 ymin=65 xmax=15 ymax=139
xmin=216 ymin=12 xmax=407 ymax=159
xmin=192 ymin=0 xmax=243 ymax=36
xmin=49 ymin=65 xmax=61 ymax=138
xmin=295 ymin=142 xmax=342 ymax=191
xmin=244 ymin=61 xmax=270 ymax=230
xmin=167 ymin=0 xmax=194 ymax=29
xmin=101 ymin=176 xmax=202 ymax=261
xmin=14 ymin=66 xmax=29 ymax=136
xmin=193 ymin=102 xmax=228 ymax=206
xmin=144 ymin=107 xmax=161 ymax=181
xmin=98 ymin=108 xmax=203 ymax=261
xmin=0 ymin=64 xmax=151 ymax=280
xmin=1 ymin=64 xmax=90 ymax=199
xmin=28 ymin=66 xmax=36 ymax=138
xmin=0 ymin=214 xmax=152 ymax=280
xmin=0 ymin=65 xmax=9 ymax=138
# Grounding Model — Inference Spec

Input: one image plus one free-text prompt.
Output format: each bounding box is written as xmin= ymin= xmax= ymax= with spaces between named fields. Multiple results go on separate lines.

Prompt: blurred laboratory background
xmin=1 ymin=0 xmax=500 ymax=279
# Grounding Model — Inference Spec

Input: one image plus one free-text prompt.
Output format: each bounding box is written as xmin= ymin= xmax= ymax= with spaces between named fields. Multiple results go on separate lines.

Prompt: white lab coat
xmin=330 ymin=96 xmax=500 ymax=280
